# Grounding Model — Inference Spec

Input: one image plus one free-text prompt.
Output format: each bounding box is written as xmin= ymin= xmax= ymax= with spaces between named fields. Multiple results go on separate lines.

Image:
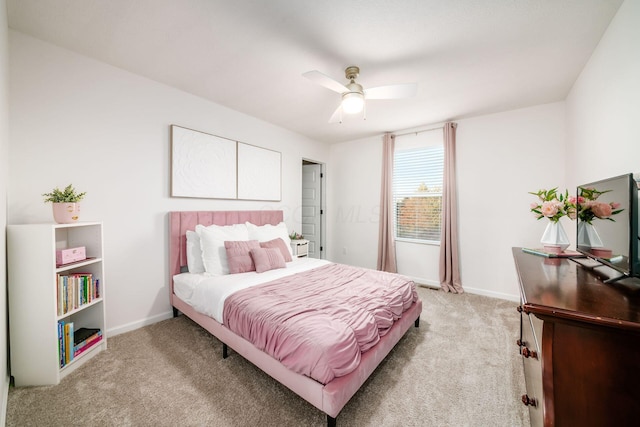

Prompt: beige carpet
xmin=7 ymin=287 xmax=530 ymax=426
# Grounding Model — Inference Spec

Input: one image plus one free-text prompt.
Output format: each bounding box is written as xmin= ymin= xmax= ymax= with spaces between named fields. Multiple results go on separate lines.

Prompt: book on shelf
xmin=58 ymin=321 xmax=64 ymax=368
xmin=61 ymin=321 xmax=74 ymax=366
xmin=59 ymin=323 xmax=103 ymax=366
xmin=56 ymin=273 xmax=100 ymax=316
xmin=74 ymin=334 xmax=103 ymax=357
xmin=73 ymin=327 xmax=102 ymax=353
xmin=73 ymin=327 xmax=100 ymax=345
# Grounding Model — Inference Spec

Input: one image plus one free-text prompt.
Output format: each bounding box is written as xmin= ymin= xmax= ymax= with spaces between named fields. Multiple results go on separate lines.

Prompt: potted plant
xmin=42 ymin=184 xmax=86 ymax=224
xmin=289 ymin=231 xmax=304 ymax=241
xmin=529 ymin=187 xmax=571 ymax=253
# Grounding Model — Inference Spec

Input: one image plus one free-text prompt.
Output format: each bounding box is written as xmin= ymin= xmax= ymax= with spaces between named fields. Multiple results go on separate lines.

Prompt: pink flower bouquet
xmin=573 ymin=187 xmax=623 ymax=224
xmin=529 ymin=188 xmax=570 ymax=223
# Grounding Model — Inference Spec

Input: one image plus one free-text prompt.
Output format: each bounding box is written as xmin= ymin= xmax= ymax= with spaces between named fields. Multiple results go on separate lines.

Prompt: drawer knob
xmin=522 ymin=394 xmax=538 ymax=407
xmin=521 ymin=346 xmax=538 ymax=359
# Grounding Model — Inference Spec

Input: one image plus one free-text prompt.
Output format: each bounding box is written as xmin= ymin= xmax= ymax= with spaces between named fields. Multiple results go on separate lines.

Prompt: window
xmin=393 ymin=131 xmax=444 ymax=243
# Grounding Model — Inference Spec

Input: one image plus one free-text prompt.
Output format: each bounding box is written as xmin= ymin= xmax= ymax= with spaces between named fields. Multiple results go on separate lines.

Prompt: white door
xmin=302 ymin=163 xmax=322 ymax=258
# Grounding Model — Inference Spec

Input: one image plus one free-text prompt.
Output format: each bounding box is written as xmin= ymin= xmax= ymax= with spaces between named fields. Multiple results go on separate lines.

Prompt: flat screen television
xmin=576 ymin=173 xmax=640 ymax=281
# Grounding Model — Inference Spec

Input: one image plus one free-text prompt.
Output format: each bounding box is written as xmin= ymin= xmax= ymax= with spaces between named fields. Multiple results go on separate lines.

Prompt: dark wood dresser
xmin=512 ymin=248 xmax=640 ymax=427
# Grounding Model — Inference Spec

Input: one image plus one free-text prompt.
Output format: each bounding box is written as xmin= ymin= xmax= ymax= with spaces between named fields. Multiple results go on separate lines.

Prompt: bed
xmin=169 ymin=210 xmax=423 ymax=426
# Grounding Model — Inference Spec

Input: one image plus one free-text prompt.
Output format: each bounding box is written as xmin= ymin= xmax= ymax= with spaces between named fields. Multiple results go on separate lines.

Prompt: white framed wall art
xmin=170 ymin=125 xmax=281 ymax=201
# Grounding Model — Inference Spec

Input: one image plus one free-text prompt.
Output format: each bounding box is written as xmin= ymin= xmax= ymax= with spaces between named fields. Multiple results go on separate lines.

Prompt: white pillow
xmin=196 ymin=223 xmax=249 ymax=275
xmin=185 ymin=230 xmax=205 ymax=274
xmin=246 ymin=222 xmax=293 ymax=257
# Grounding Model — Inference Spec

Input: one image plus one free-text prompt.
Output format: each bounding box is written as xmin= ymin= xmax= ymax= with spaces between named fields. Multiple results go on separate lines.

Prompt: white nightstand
xmin=290 ymin=239 xmax=309 ymax=258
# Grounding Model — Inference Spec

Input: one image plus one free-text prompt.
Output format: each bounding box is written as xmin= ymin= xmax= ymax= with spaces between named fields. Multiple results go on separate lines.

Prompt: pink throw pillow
xmin=259 ymin=238 xmax=293 ymax=262
xmin=250 ymin=247 xmax=286 ymax=273
xmin=224 ymin=240 xmax=260 ymax=274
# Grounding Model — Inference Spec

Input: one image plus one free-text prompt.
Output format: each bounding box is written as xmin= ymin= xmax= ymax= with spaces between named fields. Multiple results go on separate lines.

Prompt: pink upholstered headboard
xmin=169 ymin=210 xmax=284 ymax=289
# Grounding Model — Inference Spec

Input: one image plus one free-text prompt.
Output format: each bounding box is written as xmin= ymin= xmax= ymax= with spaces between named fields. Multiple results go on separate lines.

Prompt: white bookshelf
xmin=7 ymin=222 xmax=107 ymax=386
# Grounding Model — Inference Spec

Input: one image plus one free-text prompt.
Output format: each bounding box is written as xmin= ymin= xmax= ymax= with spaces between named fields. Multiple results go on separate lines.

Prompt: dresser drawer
xmin=520 ymin=311 xmax=543 ymax=427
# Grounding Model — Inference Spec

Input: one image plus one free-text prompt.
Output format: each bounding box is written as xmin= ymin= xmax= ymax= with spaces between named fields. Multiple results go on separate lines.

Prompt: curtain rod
xmin=393 ymin=125 xmax=443 ymax=138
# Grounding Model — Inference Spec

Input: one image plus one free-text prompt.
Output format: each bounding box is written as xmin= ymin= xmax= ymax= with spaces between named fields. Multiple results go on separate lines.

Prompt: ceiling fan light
xmin=341 ymin=92 xmax=364 ymax=114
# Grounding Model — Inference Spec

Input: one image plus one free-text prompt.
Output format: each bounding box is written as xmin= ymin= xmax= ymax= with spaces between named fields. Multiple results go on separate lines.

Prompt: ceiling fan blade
xmin=303 ymin=70 xmax=350 ymax=94
xmin=365 ymin=83 xmax=418 ymax=100
xmin=328 ymin=105 xmax=343 ymax=123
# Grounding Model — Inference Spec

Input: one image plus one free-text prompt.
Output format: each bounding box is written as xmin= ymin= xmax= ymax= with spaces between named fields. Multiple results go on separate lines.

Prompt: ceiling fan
xmin=302 ymin=66 xmax=417 ymax=123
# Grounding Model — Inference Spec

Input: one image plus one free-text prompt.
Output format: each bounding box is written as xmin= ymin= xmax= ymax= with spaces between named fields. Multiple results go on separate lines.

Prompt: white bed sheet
xmin=174 ymin=257 xmax=330 ymax=323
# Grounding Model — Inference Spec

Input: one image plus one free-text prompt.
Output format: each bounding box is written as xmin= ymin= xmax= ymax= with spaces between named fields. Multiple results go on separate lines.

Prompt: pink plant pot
xmin=52 ymin=203 xmax=81 ymax=224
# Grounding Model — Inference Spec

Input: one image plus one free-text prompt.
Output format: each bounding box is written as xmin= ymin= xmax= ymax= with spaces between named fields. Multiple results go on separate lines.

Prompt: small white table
xmin=290 ymin=239 xmax=309 ymax=258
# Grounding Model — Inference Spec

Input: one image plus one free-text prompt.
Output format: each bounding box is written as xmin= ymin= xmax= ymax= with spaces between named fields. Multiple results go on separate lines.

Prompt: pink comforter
xmin=222 ymin=263 xmax=418 ymax=384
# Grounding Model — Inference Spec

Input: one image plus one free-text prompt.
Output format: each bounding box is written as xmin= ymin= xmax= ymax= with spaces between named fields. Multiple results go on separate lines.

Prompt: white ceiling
xmin=7 ymin=0 xmax=623 ymax=144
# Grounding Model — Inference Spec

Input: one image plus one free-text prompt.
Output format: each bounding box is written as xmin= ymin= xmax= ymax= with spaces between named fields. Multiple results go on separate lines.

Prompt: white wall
xmin=8 ymin=31 xmax=329 ymax=336
xmin=565 ymin=0 xmax=640 ymax=185
xmin=326 ymin=136 xmax=382 ymax=267
xmin=457 ymin=103 xmax=566 ymax=299
xmin=330 ymin=103 xmax=566 ymax=300
xmin=0 ymin=0 xmax=10 ymax=422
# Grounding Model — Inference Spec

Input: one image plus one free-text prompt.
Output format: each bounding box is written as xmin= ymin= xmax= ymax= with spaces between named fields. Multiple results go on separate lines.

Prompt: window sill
xmin=395 ymin=238 xmax=440 ymax=247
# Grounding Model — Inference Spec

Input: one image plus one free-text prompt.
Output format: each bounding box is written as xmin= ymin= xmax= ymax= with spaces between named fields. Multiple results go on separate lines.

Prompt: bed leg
xmin=415 ymin=316 xmax=420 ymax=328
xmin=172 ymin=307 xmax=179 ymax=318
xmin=222 ymin=343 xmax=228 ymax=359
xmin=327 ymin=415 xmax=336 ymax=427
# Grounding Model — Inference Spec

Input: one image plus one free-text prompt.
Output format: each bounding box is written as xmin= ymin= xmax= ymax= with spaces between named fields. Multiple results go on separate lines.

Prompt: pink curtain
xmin=439 ymin=122 xmax=463 ymax=293
xmin=377 ymin=133 xmax=397 ymax=273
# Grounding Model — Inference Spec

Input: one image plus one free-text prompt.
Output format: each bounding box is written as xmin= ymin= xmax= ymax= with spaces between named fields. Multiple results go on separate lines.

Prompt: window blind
xmin=393 ymin=144 xmax=444 ymax=242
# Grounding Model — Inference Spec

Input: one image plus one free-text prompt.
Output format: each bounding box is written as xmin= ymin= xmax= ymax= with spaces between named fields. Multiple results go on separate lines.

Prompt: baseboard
xmin=463 ymin=286 xmax=520 ymax=302
xmin=409 ymin=275 xmax=520 ymax=302
xmin=106 ymin=311 xmax=174 ymax=337
xmin=405 ymin=275 xmax=440 ymax=288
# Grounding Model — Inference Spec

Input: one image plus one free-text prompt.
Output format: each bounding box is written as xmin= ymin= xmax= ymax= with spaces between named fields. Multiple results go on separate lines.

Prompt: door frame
xmin=301 ymin=159 xmax=326 ymax=259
